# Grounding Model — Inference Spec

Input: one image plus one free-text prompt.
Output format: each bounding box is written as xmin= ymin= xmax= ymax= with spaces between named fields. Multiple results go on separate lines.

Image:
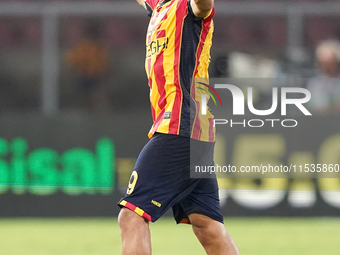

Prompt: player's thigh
xmin=174 ymin=177 xmax=223 ymax=223
xmin=118 ymin=133 xmax=193 ymax=221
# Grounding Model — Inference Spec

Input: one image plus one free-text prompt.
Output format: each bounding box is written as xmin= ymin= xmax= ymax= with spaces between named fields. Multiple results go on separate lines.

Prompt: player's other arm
xmin=136 ymin=0 xmax=147 ymax=9
xmin=191 ymin=0 xmax=214 ymax=18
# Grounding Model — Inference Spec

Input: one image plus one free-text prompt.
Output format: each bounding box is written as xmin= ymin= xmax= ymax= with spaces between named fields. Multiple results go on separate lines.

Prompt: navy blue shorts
xmin=118 ymin=133 xmax=223 ymax=224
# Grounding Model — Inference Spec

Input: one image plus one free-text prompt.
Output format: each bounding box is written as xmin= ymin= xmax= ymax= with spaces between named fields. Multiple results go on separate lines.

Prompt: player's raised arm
xmin=191 ymin=0 xmax=214 ymax=18
xmin=136 ymin=0 xmax=147 ymax=9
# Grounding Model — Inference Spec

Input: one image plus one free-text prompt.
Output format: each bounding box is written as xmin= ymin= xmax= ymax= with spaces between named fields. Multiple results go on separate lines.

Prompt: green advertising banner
xmin=0 ymin=137 xmax=114 ymax=195
xmin=0 ymin=112 xmax=339 ymax=217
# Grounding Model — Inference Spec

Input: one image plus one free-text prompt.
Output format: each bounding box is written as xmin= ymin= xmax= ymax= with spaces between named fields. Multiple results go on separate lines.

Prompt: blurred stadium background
xmin=0 ymin=0 xmax=340 ymax=254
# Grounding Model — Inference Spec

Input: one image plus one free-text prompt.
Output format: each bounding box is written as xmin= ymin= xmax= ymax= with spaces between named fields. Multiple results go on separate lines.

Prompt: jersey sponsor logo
xmin=151 ymin=200 xmax=162 ymax=207
xmin=146 ymin=37 xmax=169 ymax=59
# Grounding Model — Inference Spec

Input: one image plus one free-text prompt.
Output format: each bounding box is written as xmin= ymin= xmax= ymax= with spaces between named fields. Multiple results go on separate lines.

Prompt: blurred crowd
xmin=307 ymin=41 xmax=340 ymax=114
xmin=0 ymin=0 xmax=339 ymax=115
xmin=65 ymin=21 xmax=109 ymax=111
xmin=213 ymin=40 xmax=340 ymax=115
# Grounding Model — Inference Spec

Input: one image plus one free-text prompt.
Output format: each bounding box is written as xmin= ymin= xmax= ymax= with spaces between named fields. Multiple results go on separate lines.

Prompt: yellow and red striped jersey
xmin=145 ymin=0 xmax=215 ymax=142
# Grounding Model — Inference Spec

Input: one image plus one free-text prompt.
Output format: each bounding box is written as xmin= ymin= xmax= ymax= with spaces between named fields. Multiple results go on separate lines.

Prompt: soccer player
xmin=118 ymin=0 xmax=240 ymax=254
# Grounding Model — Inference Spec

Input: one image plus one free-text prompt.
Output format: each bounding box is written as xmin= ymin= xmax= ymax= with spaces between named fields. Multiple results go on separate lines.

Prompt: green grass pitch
xmin=0 ymin=217 xmax=339 ymax=255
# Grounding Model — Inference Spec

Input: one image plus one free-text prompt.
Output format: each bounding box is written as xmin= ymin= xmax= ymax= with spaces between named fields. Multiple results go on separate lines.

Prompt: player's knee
xmin=118 ymin=208 xmax=135 ymax=230
xmin=118 ymin=207 xmax=147 ymax=232
xmin=193 ymin=224 xmax=219 ymax=246
xmin=190 ymin=214 xmax=225 ymax=245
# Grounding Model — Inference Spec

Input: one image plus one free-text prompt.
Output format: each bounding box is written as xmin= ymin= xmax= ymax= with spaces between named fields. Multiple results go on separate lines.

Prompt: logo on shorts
xmin=151 ymin=200 xmax=162 ymax=207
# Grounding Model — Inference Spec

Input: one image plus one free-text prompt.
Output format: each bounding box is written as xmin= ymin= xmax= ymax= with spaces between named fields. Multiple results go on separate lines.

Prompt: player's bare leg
xmin=118 ymin=208 xmax=151 ymax=255
xmin=189 ymin=213 xmax=240 ymax=255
